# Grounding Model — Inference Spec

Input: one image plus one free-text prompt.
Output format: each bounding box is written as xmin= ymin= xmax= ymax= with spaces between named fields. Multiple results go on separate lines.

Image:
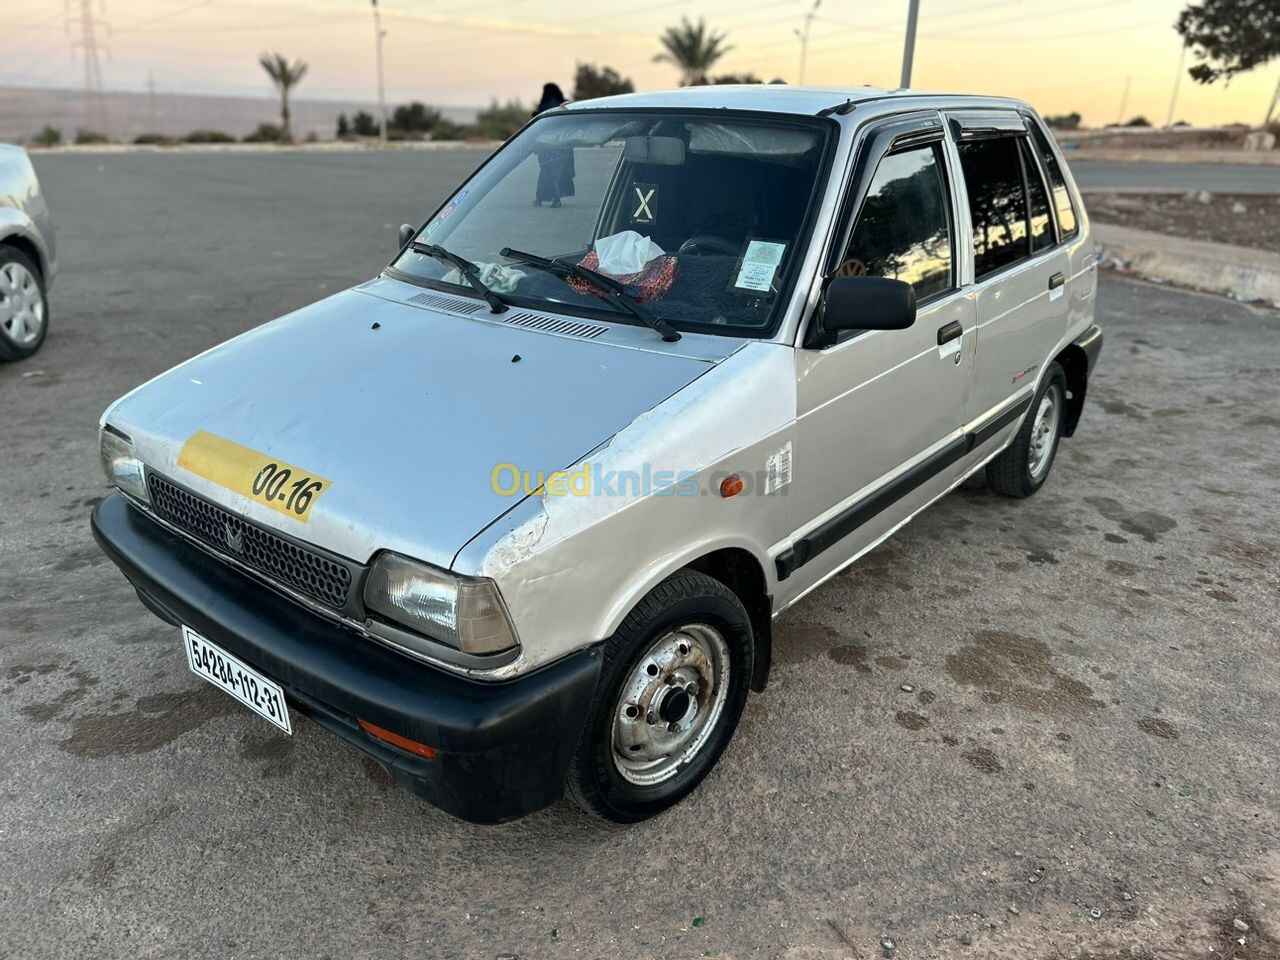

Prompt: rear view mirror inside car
xmin=623 ymin=136 xmax=686 ymax=166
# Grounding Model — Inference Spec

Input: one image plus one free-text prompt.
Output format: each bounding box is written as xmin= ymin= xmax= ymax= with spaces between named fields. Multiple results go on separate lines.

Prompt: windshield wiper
xmin=499 ymin=247 xmax=680 ymax=342
xmin=410 ymin=241 xmax=508 ymax=314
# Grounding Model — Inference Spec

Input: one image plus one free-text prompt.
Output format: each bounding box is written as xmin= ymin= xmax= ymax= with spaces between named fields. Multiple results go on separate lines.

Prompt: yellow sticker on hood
xmin=177 ymin=430 xmax=330 ymax=522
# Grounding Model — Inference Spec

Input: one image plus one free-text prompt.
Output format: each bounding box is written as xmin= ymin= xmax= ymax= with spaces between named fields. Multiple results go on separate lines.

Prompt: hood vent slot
xmin=406 ymin=291 xmax=485 ymax=315
xmin=502 ymin=312 xmax=607 ymax=340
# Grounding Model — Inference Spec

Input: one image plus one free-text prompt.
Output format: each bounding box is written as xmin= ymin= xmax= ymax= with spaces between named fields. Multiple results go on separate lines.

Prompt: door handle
xmin=937 ymin=320 xmax=963 ymax=346
xmin=1048 ymin=272 xmax=1066 ymax=290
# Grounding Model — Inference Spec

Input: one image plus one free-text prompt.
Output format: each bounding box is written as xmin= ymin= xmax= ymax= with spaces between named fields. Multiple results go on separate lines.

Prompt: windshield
xmin=390 ymin=110 xmax=832 ymax=337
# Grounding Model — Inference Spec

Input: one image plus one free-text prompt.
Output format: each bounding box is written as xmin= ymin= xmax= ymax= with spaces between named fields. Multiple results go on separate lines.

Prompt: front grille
xmin=147 ymin=474 xmax=353 ymax=609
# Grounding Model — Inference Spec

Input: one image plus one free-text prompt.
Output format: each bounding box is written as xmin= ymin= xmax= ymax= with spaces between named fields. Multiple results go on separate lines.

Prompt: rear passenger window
xmin=843 ymin=144 xmax=953 ymax=300
xmin=1020 ymin=139 xmax=1054 ymax=252
xmin=957 ymin=138 xmax=1027 ymax=279
xmin=1028 ymin=123 xmax=1078 ymax=236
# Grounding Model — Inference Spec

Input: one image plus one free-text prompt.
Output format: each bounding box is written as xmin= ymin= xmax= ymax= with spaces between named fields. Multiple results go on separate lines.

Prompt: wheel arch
xmin=1053 ymin=342 xmax=1090 ymax=438
xmin=1 ymin=232 xmax=45 ymax=281
xmin=600 ymin=541 xmax=774 ymax=694
xmin=683 ymin=546 xmax=773 ymax=693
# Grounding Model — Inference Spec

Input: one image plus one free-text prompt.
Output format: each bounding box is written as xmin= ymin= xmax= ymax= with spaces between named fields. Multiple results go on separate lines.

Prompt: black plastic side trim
xmin=776 ymin=395 xmax=1034 ymax=581
xmin=1074 ymin=323 xmax=1103 ymax=374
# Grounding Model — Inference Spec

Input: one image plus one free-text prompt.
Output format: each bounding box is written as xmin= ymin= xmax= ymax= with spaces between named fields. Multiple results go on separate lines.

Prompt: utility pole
xmin=900 ymin=0 xmax=920 ymax=88
xmin=1165 ymin=44 xmax=1186 ymax=128
xmin=371 ymin=0 xmax=387 ymax=143
xmin=1264 ymin=73 xmax=1280 ymax=127
xmin=794 ymin=0 xmax=821 ymax=85
xmin=1116 ymin=75 xmax=1132 ymax=126
xmin=68 ymin=0 xmax=109 ymax=135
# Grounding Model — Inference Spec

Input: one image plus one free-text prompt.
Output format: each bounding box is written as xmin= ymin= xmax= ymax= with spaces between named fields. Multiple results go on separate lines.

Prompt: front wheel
xmin=985 ymin=362 xmax=1067 ymax=498
xmin=0 ymin=245 xmax=48 ymax=362
xmin=566 ymin=570 xmax=754 ymax=822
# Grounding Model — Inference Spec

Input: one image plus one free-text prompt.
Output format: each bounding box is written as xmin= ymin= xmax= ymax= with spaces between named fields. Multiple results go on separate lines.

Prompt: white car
xmin=93 ymin=86 xmax=1101 ymax=823
xmin=0 ymin=145 xmax=56 ymax=362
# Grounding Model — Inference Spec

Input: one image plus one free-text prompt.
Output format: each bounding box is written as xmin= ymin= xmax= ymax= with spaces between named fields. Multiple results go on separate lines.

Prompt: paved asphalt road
xmin=1070 ymin=159 xmax=1280 ymax=194
xmin=2 ymin=152 xmax=1278 ymax=960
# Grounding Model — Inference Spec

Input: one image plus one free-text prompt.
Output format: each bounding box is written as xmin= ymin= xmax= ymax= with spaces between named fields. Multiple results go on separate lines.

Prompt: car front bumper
xmin=91 ymin=493 xmax=601 ymax=824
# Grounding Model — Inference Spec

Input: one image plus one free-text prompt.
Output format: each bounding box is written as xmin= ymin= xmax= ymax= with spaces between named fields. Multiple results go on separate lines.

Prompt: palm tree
xmin=654 ymin=18 xmax=732 ymax=87
xmin=259 ymin=52 xmax=309 ymax=142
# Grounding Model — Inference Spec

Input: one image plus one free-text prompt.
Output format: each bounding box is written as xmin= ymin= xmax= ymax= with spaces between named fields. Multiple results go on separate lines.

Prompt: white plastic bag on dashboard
xmin=594 ymin=231 xmax=664 ymax=277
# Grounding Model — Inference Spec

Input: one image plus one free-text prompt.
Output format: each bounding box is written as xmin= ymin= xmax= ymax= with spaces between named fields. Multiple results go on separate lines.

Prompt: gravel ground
xmin=1 ymin=152 xmax=1277 ymax=960
xmin=1088 ymin=191 xmax=1280 ymax=251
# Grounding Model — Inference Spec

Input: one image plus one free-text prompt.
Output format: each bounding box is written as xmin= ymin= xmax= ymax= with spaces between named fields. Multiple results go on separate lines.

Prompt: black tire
xmin=566 ymin=570 xmax=754 ymax=823
xmin=985 ymin=361 xmax=1067 ymax=498
xmin=0 ymin=244 xmax=49 ymax=362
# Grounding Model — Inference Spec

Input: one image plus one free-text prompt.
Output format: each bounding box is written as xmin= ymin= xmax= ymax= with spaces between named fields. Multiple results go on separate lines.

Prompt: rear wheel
xmin=0 ymin=245 xmax=48 ymax=362
xmin=567 ymin=570 xmax=753 ymax=822
xmin=985 ymin=362 xmax=1067 ymax=498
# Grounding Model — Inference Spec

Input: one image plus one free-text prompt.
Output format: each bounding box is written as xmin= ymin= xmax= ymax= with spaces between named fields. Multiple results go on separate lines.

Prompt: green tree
xmin=710 ymin=72 xmax=762 ymax=85
xmin=573 ymin=63 xmax=635 ymax=101
xmin=336 ymin=113 xmax=350 ymax=138
xmin=654 ymin=18 xmax=732 ymax=86
xmin=476 ymin=100 xmax=528 ymax=140
xmin=1043 ymin=112 xmax=1082 ymax=129
xmin=32 ymin=126 xmax=62 ymax=147
xmin=243 ymin=122 xmax=283 ymax=143
xmin=1176 ymin=0 xmax=1280 ymax=82
xmin=258 ymin=52 xmax=309 ymax=142
xmin=351 ymin=111 xmax=378 ymax=137
xmin=391 ymin=101 xmax=442 ymax=136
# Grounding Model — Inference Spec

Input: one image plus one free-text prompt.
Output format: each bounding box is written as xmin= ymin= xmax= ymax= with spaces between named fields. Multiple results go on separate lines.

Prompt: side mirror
xmin=398 ymin=223 xmax=416 ymax=251
xmin=806 ymin=275 xmax=916 ymax=348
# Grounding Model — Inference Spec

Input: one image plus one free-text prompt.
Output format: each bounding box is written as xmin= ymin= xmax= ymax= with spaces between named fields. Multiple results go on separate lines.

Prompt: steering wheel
xmin=678 ymin=234 xmax=741 ymax=257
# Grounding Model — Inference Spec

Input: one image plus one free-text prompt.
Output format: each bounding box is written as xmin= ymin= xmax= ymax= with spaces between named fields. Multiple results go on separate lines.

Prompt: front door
xmin=782 ymin=120 xmax=973 ymax=601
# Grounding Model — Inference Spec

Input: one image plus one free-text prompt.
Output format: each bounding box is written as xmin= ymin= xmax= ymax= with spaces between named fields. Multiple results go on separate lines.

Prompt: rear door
xmin=949 ymin=113 xmax=1071 ymax=427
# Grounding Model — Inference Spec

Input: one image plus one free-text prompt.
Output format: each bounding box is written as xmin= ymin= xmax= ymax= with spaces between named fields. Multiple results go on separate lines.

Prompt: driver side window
xmin=840 ymin=143 xmax=954 ymax=301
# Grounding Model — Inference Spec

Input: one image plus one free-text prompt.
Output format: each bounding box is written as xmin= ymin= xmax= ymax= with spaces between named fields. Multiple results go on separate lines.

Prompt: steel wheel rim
xmin=1028 ymin=385 xmax=1061 ymax=480
xmin=0 ymin=261 xmax=44 ymax=346
xmin=611 ymin=623 xmax=730 ymax=787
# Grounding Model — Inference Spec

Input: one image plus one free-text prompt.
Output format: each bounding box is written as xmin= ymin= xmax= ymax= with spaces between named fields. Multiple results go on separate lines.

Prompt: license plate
xmin=183 ymin=625 xmax=292 ymax=734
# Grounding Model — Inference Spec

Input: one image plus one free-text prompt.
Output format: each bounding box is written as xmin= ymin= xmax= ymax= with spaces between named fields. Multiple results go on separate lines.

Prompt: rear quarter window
xmin=1028 ymin=123 xmax=1078 ymax=237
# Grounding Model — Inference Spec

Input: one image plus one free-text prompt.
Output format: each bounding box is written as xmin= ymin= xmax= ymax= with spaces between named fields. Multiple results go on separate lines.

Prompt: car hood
xmin=103 ymin=284 xmax=717 ymax=568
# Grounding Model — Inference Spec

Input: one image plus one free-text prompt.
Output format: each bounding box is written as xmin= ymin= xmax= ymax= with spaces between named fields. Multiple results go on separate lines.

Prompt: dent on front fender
xmin=455 ymin=341 xmax=799 ymax=674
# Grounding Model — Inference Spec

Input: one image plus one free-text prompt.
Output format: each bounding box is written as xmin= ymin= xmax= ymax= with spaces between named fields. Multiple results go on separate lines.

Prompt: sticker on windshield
xmin=631 ymin=183 xmax=657 ymax=224
xmin=734 ymin=240 xmax=786 ymax=293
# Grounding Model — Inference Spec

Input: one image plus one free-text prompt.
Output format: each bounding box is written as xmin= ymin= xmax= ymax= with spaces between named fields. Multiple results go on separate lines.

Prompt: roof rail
xmin=817 ymin=99 xmax=857 ymax=117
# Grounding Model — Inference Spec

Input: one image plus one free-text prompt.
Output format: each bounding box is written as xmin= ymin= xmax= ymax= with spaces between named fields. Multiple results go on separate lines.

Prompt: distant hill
xmin=0 ymin=85 xmax=478 ymax=143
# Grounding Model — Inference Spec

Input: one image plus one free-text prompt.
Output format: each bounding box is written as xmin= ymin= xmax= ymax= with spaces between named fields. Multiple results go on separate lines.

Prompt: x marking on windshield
xmin=633 ymin=186 xmax=655 ymax=221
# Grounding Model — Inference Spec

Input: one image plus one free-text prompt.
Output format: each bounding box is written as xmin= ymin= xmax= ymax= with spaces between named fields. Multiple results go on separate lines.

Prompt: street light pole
xmin=371 ymin=0 xmax=388 ymax=144
xmin=796 ymin=0 xmax=821 ymax=85
xmin=1165 ymin=43 xmax=1187 ymax=128
xmin=900 ymin=0 xmax=920 ymax=88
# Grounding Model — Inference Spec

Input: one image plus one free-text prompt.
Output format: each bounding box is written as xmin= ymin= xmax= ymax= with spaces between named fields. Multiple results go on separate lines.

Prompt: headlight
xmin=99 ymin=425 xmax=150 ymax=503
xmin=363 ymin=552 xmax=519 ymax=656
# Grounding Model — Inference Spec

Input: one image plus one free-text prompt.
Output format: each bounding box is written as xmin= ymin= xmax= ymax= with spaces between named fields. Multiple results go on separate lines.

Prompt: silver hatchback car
xmin=0 ymin=145 xmax=56 ymax=362
xmin=93 ymin=86 xmax=1101 ymax=823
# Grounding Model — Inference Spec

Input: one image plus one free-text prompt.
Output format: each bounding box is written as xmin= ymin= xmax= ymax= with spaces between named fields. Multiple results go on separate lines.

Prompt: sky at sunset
xmin=4 ymin=0 xmax=1278 ymax=128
